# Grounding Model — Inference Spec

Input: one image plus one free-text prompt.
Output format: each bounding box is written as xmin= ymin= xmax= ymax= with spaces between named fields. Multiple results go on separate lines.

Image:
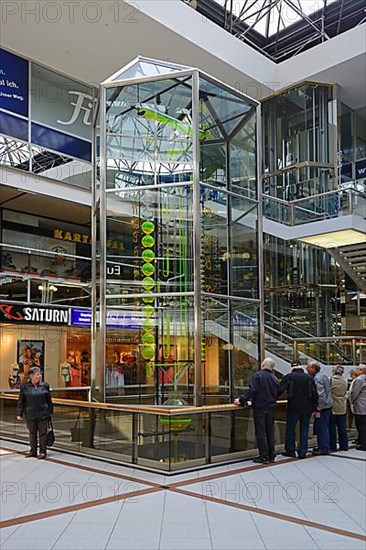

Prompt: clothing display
xmin=60 ymin=362 xmax=71 ymax=384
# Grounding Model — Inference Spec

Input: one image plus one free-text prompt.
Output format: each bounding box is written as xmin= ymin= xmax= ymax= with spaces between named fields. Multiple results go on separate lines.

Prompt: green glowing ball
xmin=142 ymin=305 xmax=155 ymax=318
xmin=142 ymin=293 xmax=154 ymax=303
xmin=142 ymin=333 xmax=155 ymax=345
xmin=142 ymin=249 xmax=155 ymax=263
xmin=142 ymin=277 xmax=155 ymax=290
xmin=142 ymin=235 xmax=155 ymax=248
xmin=141 ymin=263 xmax=155 ymax=277
xmin=142 ymin=319 xmax=154 ymax=332
xmin=141 ymin=221 xmax=155 ymax=235
xmin=141 ymin=347 xmax=155 ymax=360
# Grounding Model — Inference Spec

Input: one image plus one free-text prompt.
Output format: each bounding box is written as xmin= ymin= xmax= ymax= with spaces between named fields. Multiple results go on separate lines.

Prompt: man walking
xmin=278 ymin=360 xmax=318 ymax=459
xmin=234 ymin=358 xmax=279 ymax=464
xmin=307 ymin=360 xmax=333 ymax=455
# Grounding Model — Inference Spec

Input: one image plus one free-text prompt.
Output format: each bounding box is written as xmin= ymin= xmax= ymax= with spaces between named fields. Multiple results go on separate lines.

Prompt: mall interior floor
xmin=0 ymin=439 xmax=365 ymax=550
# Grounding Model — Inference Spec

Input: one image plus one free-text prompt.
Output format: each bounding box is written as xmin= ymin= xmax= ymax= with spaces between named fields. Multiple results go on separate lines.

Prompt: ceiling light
xmin=299 ymin=230 xmax=366 ymax=248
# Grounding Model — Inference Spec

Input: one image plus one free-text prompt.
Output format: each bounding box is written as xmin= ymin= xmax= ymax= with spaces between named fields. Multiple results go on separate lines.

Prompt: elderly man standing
xmin=307 ymin=361 xmax=332 ymax=455
xmin=234 ymin=358 xmax=279 ymax=464
xmin=278 ymin=360 xmax=318 ymax=459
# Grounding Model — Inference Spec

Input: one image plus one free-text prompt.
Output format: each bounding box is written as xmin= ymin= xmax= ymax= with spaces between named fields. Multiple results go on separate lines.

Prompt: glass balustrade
xmin=0 ymin=244 xmax=91 ymax=306
xmin=263 ymin=188 xmax=366 ymax=226
xmin=0 ymin=395 xmax=291 ymax=471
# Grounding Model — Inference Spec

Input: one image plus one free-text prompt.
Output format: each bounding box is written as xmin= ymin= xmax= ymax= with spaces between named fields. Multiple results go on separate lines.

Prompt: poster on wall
xmin=17 ymin=340 xmax=45 ymax=381
xmin=0 ymin=49 xmax=29 ymax=117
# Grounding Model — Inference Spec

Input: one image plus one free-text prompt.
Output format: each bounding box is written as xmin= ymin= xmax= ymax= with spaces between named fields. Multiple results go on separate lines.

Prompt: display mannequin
xmin=60 ymin=361 xmax=71 ymax=385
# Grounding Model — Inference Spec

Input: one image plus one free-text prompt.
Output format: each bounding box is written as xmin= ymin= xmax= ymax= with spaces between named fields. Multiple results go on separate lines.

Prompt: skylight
xmin=211 ymin=0 xmax=339 ymax=38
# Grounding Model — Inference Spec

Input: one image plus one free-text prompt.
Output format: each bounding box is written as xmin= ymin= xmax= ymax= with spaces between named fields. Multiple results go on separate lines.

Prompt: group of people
xmin=234 ymin=359 xmax=366 ymax=464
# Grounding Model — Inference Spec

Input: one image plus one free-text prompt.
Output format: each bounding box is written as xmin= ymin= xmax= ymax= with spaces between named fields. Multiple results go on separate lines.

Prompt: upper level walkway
xmin=1 ymin=439 xmax=365 ymax=550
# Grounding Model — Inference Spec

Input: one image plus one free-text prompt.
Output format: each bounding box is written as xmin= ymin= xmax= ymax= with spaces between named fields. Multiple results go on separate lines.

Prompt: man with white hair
xmin=234 ymin=358 xmax=279 ymax=464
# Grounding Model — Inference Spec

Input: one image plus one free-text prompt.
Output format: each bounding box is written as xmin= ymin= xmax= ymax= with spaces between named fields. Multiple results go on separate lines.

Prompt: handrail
xmin=263 ymin=188 xmax=366 ymax=206
xmin=0 ymin=242 xmax=91 ymax=262
xmin=265 ymin=325 xmax=365 ymax=344
xmin=292 ymin=188 xmax=366 ymax=205
xmin=265 ymin=311 xmax=316 ymax=338
xmin=0 ymin=394 xmax=287 ymax=416
xmin=0 ymin=386 xmax=91 ymax=394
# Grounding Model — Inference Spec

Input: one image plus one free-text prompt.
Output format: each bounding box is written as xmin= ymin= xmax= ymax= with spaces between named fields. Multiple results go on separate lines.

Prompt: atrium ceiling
xmin=195 ymin=0 xmax=366 ymax=61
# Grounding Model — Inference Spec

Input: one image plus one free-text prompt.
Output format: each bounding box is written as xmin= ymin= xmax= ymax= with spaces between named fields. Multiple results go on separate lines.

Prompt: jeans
xmin=314 ymin=408 xmax=331 ymax=453
xmin=26 ymin=418 xmax=48 ymax=455
xmin=253 ymin=408 xmax=275 ymax=461
xmin=329 ymin=413 xmax=348 ymax=451
xmin=285 ymin=412 xmax=311 ymax=457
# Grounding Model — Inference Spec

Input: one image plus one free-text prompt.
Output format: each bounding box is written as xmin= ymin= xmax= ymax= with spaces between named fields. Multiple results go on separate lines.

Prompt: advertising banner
xmin=31 ymin=63 xmax=95 ymax=141
xmin=0 ymin=49 xmax=29 ymax=117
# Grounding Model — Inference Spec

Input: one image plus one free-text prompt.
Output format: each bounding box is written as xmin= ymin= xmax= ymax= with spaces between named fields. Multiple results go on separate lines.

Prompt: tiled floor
xmin=0 ymin=439 xmax=365 ymax=550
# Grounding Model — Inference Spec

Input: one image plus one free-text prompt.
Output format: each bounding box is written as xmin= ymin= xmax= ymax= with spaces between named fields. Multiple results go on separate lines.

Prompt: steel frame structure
xmin=192 ymin=0 xmax=366 ymax=61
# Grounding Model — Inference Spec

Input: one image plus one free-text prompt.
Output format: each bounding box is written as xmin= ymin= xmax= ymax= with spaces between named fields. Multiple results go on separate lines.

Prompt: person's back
xmin=235 ymin=358 xmax=279 ymax=463
xmin=279 ymin=363 xmax=317 ymax=459
xmin=331 ymin=375 xmax=347 ymax=415
xmin=239 ymin=368 xmax=279 ymax=410
xmin=280 ymin=368 xmax=317 ymax=415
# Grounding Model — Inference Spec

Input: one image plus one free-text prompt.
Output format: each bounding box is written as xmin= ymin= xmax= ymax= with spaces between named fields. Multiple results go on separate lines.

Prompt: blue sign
xmin=0 ymin=49 xmax=29 ymax=117
xmin=356 ymin=158 xmax=366 ymax=180
xmin=70 ymin=308 xmax=145 ymax=329
xmin=70 ymin=309 xmax=91 ymax=327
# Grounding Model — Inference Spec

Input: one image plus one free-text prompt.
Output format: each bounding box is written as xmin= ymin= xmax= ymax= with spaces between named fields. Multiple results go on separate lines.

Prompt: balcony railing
xmin=0 ymin=394 xmax=291 ymax=472
xmin=263 ymin=188 xmax=366 ymax=226
xmin=0 ymin=243 xmax=91 ymax=306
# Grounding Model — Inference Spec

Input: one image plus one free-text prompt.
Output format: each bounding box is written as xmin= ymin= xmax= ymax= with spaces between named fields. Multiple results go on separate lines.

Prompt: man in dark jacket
xmin=234 ymin=358 xmax=279 ymax=464
xmin=278 ymin=361 xmax=318 ymax=459
xmin=16 ymin=367 xmax=53 ymax=459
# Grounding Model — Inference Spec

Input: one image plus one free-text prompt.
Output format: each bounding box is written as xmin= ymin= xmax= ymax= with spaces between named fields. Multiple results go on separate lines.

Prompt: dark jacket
xmin=278 ymin=368 xmax=318 ymax=415
xmin=239 ymin=369 xmax=279 ymax=410
xmin=17 ymin=381 xmax=53 ymax=420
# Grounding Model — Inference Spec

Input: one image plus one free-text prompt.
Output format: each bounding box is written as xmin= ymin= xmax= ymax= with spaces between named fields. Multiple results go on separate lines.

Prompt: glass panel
xmin=105 ymin=293 xmax=195 ymax=404
xmin=199 ymin=78 xmax=253 ymax=136
xmin=230 ymin=206 xmax=258 ymax=299
xmin=262 ymin=84 xmax=335 ymax=199
xmin=354 ymin=107 xmax=366 ymax=161
xmin=0 ymin=273 xmax=27 ymax=302
xmin=230 ymin=114 xmax=256 ymax=198
xmin=105 ymin=77 xmax=193 ymax=189
xmin=111 ymin=60 xmax=187 ymax=82
xmin=105 ymin=185 xmax=194 ymax=298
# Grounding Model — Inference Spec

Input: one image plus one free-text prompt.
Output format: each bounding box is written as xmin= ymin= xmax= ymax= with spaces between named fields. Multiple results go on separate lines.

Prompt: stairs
xmin=331 ymin=242 xmax=366 ymax=292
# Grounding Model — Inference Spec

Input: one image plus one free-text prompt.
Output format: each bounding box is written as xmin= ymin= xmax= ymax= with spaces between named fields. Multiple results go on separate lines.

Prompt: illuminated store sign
xmin=70 ymin=308 xmax=145 ymax=329
xmin=0 ymin=303 xmax=70 ymax=325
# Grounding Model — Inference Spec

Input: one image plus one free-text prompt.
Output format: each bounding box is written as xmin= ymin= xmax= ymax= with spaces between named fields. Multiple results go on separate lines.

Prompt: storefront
xmin=0 ymin=303 xmax=91 ymax=390
xmin=0 ymin=208 xmax=92 ymax=305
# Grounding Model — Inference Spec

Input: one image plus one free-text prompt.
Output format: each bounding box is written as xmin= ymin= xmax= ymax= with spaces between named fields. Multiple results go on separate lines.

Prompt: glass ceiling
xmin=211 ymin=0 xmax=338 ymax=37
xmin=194 ymin=0 xmax=365 ymax=61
